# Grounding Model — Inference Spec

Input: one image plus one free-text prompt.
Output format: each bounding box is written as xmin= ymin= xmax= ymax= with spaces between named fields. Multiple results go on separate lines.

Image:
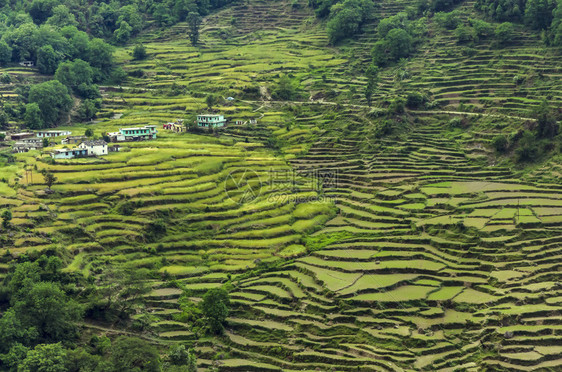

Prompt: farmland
xmin=1 ymin=0 xmax=562 ymax=370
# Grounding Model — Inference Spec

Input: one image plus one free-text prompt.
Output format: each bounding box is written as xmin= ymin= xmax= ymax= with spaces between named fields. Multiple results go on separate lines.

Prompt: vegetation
xmin=1 ymin=0 xmax=562 ymax=370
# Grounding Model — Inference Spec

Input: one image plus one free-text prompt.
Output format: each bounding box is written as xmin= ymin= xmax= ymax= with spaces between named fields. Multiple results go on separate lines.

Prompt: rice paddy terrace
xmin=1 ymin=0 xmax=562 ymax=371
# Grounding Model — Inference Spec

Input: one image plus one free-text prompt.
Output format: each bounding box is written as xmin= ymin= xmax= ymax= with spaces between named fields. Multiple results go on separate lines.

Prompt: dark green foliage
xmin=28 ymin=80 xmax=73 ymax=127
xmin=469 ymin=18 xmax=494 ymax=37
xmin=110 ymin=337 xmax=161 ymax=372
xmin=406 ymin=92 xmax=426 ymax=108
xmin=455 ymin=24 xmax=478 ymax=43
xmin=373 ymin=28 xmax=413 ymax=66
xmin=201 ymin=287 xmax=230 ymax=334
xmin=326 ymin=0 xmax=375 ymax=44
xmin=18 ymin=343 xmax=67 ymax=372
xmin=495 ymin=22 xmax=515 ymax=45
xmin=364 ymin=64 xmax=378 ymax=106
xmin=272 ymin=75 xmax=300 ymax=100
xmin=24 ymin=103 xmax=44 ymax=130
xmin=475 ymin=0 xmax=525 ymax=22
xmin=85 ymin=128 xmax=93 ymax=137
xmin=434 ymin=11 xmax=461 ymax=29
xmin=516 ymin=130 xmax=539 ymax=161
xmin=533 ymin=100 xmax=559 ymax=138
xmin=492 ymin=134 xmax=509 ymax=152
xmin=133 ymin=44 xmax=147 ymax=60
xmin=13 ymin=282 xmax=82 ymax=342
xmin=0 ymin=41 xmax=13 ymax=65
xmin=55 ymin=59 xmax=94 ymax=90
xmin=36 ymin=45 xmax=61 ymax=74
xmin=524 ymin=0 xmax=556 ymax=30
xmin=187 ymin=12 xmax=202 ymax=46
xmin=76 ymin=99 xmax=101 ymax=121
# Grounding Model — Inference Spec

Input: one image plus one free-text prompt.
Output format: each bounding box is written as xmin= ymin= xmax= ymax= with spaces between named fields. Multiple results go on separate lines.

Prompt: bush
xmin=492 ymin=135 xmax=508 ymax=152
xmin=406 ymin=92 xmax=426 ymax=108
xmin=133 ymin=44 xmax=147 ymax=60
xmin=495 ymin=22 xmax=515 ymax=45
xmin=389 ymin=97 xmax=405 ymax=114
xmin=516 ymin=130 xmax=539 ymax=162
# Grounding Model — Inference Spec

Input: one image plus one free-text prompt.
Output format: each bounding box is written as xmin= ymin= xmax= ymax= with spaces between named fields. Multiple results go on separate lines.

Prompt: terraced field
xmin=1 ymin=0 xmax=561 ymax=370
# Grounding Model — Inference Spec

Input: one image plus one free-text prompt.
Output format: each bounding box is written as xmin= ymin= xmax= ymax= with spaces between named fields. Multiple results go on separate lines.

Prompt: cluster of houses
xmin=161 ymin=115 xmax=258 ymax=132
xmin=51 ymin=140 xmax=118 ymax=159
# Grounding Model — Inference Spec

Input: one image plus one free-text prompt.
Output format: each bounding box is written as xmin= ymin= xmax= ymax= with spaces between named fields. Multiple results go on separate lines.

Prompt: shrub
xmin=132 ymin=44 xmax=147 ymax=60
xmin=495 ymin=22 xmax=515 ymax=45
xmin=492 ymin=135 xmax=508 ymax=152
xmin=406 ymin=92 xmax=426 ymax=108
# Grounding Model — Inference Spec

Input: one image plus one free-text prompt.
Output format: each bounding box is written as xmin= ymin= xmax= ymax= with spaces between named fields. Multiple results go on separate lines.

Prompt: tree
xmin=13 ymin=282 xmax=82 ymax=342
xmin=114 ymin=21 xmax=133 ymax=44
xmin=110 ymin=337 xmax=161 ymax=372
xmin=24 ymin=103 xmax=44 ymax=130
xmin=455 ymin=24 xmax=477 ymax=44
xmin=55 ymin=59 xmax=94 ymax=89
xmin=41 ymin=170 xmax=57 ymax=190
xmin=187 ymin=12 xmax=202 ymax=46
xmin=29 ymin=0 xmax=58 ymax=24
xmin=534 ymin=99 xmax=559 ymax=138
xmin=364 ymin=64 xmax=378 ymax=106
xmin=492 ymin=134 xmax=508 ymax=152
xmin=1 ymin=209 xmax=11 ymax=228
xmin=0 ymin=109 xmax=9 ymax=129
xmin=36 ymin=45 xmax=61 ymax=75
xmin=85 ymin=128 xmax=94 ymax=137
xmin=372 ymin=27 xmax=413 ymax=66
xmin=42 ymin=138 xmax=49 ymax=148
xmin=273 ymin=75 xmax=298 ymax=100
xmin=200 ymin=287 xmax=230 ymax=334
xmin=28 ymin=80 xmax=73 ymax=127
xmin=495 ymin=22 xmax=515 ymax=45
xmin=133 ymin=44 xmax=147 ymax=60
xmin=0 ymin=41 xmax=13 ymax=66
xmin=76 ymin=99 xmax=100 ymax=121
xmin=524 ymin=0 xmax=555 ymax=30
xmin=46 ymin=5 xmax=78 ymax=28
xmin=18 ymin=343 xmax=67 ymax=372
xmin=516 ymin=130 xmax=539 ymax=162
xmin=206 ymin=94 xmax=217 ymax=109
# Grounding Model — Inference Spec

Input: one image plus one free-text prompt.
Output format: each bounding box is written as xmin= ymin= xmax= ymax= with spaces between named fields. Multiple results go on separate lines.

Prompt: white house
xmin=36 ymin=130 xmax=71 ymax=138
xmin=78 ymin=140 xmax=108 ymax=156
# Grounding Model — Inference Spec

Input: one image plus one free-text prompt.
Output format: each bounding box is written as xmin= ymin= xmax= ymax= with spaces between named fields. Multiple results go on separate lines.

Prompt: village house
xmin=19 ymin=61 xmax=34 ymax=67
xmin=249 ymin=119 xmax=257 ymax=125
xmin=163 ymin=119 xmax=185 ymax=133
xmin=108 ymin=144 xmax=121 ymax=152
xmin=61 ymin=135 xmax=87 ymax=145
xmin=9 ymin=132 xmax=35 ymax=141
xmin=78 ymin=140 xmax=108 ymax=156
xmin=197 ymin=114 xmax=226 ymax=128
xmin=36 ymin=130 xmax=72 ymax=138
xmin=12 ymin=141 xmax=43 ymax=153
xmin=109 ymin=125 xmax=157 ymax=142
xmin=51 ymin=148 xmax=88 ymax=159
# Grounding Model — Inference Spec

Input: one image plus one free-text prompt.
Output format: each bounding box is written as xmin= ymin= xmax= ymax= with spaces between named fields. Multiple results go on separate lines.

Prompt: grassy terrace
xmin=1 ymin=0 xmax=562 ymax=370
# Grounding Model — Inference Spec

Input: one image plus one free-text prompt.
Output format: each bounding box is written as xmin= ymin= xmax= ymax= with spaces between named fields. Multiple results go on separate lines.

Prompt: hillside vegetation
xmin=1 ymin=0 xmax=562 ymax=371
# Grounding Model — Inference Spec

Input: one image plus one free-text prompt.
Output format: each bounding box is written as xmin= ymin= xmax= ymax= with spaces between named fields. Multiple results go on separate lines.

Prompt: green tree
xmin=29 ymin=0 xmax=58 ymax=24
xmin=76 ymin=99 xmax=100 ymax=121
xmin=273 ymin=75 xmax=298 ymax=100
xmin=524 ymin=0 xmax=555 ymax=30
xmin=18 ymin=343 xmax=67 ymax=372
xmin=364 ymin=64 xmax=378 ymax=106
xmin=516 ymin=130 xmax=539 ymax=162
xmin=206 ymin=94 xmax=217 ymax=109
xmin=41 ymin=170 xmax=57 ymax=190
xmin=533 ymin=99 xmax=559 ymax=138
xmin=0 ymin=41 xmax=13 ymax=66
xmin=0 ymin=310 xmax=38 ymax=353
xmin=113 ymin=21 xmax=133 ymax=44
xmin=46 ymin=5 xmax=78 ymax=28
xmin=200 ymin=287 xmax=230 ymax=334
xmin=0 ymin=109 xmax=9 ymax=129
xmin=13 ymin=282 xmax=82 ymax=341
xmin=55 ymin=59 xmax=94 ymax=89
xmin=133 ymin=44 xmax=147 ymax=60
xmin=28 ymin=80 xmax=73 ymax=127
xmin=492 ymin=134 xmax=508 ymax=152
xmin=85 ymin=128 xmax=94 ymax=137
xmin=110 ymin=337 xmax=161 ymax=372
xmin=24 ymin=103 xmax=44 ymax=130
xmin=495 ymin=22 xmax=515 ymax=45
xmin=42 ymin=138 xmax=49 ymax=148
xmin=187 ymin=12 xmax=202 ymax=46
xmin=36 ymin=45 xmax=61 ymax=75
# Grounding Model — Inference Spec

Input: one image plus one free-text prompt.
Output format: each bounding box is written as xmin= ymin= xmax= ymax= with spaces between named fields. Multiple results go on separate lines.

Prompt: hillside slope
xmin=1 ymin=0 xmax=561 ymax=371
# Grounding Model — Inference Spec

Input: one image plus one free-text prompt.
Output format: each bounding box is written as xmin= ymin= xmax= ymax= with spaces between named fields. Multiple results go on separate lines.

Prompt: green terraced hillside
xmin=1 ymin=0 xmax=561 ymax=371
